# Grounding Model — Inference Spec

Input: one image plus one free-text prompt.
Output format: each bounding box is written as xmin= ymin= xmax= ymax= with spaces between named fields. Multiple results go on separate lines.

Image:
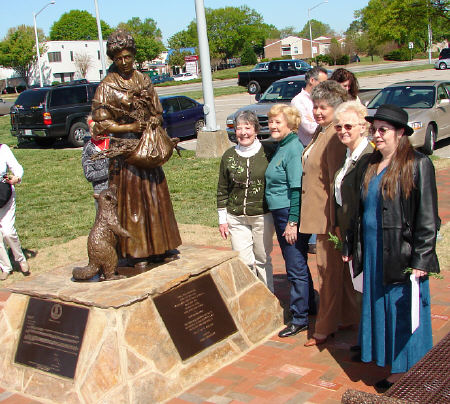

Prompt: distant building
xmin=264 ymin=35 xmax=344 ymax=60
xmin=0 ymin=40 xmax=172 ymax=88
xmin=34 ymin=40 xmax=110 ymax=84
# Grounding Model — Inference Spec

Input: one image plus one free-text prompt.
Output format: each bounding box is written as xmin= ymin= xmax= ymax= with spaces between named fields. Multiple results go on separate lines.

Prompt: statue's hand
xmin=130 ymin=121 xmax=146 ymax=133
xmin=148 ymin=116 xmax=161 ymax=129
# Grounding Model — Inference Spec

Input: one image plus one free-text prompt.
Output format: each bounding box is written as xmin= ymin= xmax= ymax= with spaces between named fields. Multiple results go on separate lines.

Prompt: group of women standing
xmin=217 ymin=70 xmax=439 ymax=388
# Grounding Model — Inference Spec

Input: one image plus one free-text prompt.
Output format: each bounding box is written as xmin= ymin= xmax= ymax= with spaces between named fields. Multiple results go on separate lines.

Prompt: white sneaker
xmin=0 ymin=271 xmax=10 ymax=280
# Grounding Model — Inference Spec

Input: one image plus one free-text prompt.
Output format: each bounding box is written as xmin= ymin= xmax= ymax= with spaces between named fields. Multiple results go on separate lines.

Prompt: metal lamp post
xmin=33 ymin=0 xmax=55 ymax=87
xmin=194 ymin=0 xmax=217 ymax=131
xmin=94 ymin=0 xmax=107 ymax=79
xmin=308 ymin=0 xmax=328 ymax=60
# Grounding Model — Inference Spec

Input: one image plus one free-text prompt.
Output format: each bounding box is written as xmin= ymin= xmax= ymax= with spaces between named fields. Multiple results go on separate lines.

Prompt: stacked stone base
xmin=0 ymin=245 xmax=284 ymax=403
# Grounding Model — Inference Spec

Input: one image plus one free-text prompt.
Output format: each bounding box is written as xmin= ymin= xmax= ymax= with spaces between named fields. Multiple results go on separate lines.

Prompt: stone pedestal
xmin=0 ymin=245 xmax=284 ymax=403
xmin=195 ymin=130 xmax=231 ymax=158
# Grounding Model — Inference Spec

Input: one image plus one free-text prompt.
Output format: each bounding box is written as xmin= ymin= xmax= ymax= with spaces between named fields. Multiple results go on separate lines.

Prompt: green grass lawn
xmin=0 ymin=115 xmax=220 ymax=253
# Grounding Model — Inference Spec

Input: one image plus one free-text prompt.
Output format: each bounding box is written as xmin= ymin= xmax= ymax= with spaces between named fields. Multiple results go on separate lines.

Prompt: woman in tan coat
xmin=300 ymin=80 xmax=359 ymax=346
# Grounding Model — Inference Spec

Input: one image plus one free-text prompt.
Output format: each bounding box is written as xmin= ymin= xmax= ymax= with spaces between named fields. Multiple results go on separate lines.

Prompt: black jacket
xmin=344 ymin=150 xmax=440 ymax=285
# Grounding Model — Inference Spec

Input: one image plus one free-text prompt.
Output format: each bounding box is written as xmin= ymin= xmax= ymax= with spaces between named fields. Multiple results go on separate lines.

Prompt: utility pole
xmin=194 ymin=0 xmax=217 ymax=131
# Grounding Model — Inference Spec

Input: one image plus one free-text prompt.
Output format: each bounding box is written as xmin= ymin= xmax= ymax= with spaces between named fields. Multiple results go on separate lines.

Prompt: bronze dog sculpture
xmin=72 ymin=186 xmax=131 ymax=281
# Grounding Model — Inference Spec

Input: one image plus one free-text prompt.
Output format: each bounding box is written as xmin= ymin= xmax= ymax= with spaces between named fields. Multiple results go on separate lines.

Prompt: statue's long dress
xmin=92 ymin=70 xmax=181 ymax=259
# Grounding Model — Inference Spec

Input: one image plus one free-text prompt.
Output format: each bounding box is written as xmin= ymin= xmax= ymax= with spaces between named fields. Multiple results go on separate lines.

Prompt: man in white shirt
xmin=291 ymin=66 xmax=328 ymax=146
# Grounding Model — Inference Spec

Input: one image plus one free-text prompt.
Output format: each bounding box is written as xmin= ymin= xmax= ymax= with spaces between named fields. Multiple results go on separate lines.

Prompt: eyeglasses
xmin=369 ymin=126 xmax=392 ymax=136
xmin=334 ymin=123 xmax=362 ymax=132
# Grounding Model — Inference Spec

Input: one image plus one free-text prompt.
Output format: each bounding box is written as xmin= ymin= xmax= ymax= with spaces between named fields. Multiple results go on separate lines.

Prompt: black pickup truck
xmin=238 ymin=59 xmax=312 ymax=94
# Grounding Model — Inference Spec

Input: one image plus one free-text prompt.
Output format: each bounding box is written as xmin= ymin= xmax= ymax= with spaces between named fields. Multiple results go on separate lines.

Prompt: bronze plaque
xmin=15 ymin=297 xmax=89 ymax=379
xmin=154 ymin=274 xmax=237 ymax=360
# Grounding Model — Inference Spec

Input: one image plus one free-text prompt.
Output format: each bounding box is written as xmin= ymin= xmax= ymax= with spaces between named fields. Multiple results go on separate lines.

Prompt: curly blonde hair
xmin=267 ymin=104 xmax=301 ymax=132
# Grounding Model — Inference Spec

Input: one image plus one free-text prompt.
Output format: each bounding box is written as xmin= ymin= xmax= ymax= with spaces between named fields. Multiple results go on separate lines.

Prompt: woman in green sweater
xmin=217 ymin=110 xmax=275 ymax=292
xmin=265 ymin=104 xmax=315 ymax=338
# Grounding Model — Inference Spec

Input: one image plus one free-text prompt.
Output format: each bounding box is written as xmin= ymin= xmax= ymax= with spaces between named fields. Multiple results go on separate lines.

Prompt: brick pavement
xmin=1 ymin=168 xmax=449 ymax=404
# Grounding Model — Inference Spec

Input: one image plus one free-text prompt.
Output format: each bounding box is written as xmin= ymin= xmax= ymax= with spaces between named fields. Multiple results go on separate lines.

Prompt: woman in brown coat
xmin=91 ymin=30 xmax=181 ymax=269
xmin=299 ymin=80 xmax=359 ymax=346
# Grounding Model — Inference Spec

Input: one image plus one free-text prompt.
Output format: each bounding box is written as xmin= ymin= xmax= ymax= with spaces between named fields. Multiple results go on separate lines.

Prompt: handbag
xmin=0 ymin=180 xmax=12 ymax=208
xmin=126 ymin=124 xmax=174 ymax=169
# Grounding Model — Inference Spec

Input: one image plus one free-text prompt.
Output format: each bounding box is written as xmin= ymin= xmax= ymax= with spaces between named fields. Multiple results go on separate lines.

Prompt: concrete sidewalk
xmin=1 ymin=167 xmax=449 ymax=404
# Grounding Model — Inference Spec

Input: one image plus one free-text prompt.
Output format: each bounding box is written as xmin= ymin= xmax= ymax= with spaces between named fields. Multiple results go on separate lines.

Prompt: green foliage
xmin=0 ymin=115 xmax=221 ymax=251
xmin=117 ymin=18 xmax=165 ymax=68
xmin=384 ymin=47 xmax=415 ymax=61
xmin=0 ymin=25 xmax=45 ymax=86
xmin=167 ymin=50 xmax=193 ymax=68
xmin=358 ymin=0 xmax=449 ymax=48
xmin=315 ymin=54 xmax=333 ymax=65
xmin=403 ymin=267 xmax=444 ymax=279
xmin=49 ymin=10 xmax=112 ymax=40
xmin=240 ymin=43 xmax=257 ymax=65
xmin=336 ymin=54 xmax=350 ymax=65
xmin=167 ymin=6 xmax=277 ymax=59
xmin=328 ymin=232 xmax=343 ymax=251
xmin=298 ymin=19 xmax=334 ymax=39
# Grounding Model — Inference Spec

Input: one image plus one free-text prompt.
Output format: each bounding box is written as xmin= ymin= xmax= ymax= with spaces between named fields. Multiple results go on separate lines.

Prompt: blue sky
xmin=3 ymin=0 xmax=369 ymax=45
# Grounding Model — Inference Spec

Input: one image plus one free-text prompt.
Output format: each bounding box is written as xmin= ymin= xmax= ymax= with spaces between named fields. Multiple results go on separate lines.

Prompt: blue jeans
xmin=271 ymin=208 xmax=315 ymax=326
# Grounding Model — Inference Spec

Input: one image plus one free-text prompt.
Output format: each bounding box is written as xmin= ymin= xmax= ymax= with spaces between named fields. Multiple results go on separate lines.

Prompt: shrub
xmin=240 ymin=43 xmax=257 ymax=66
xmin=315 ymin=54 xmax=334 ymax=66
xmin=336 ymin=54 xmax=350 ymax=65
xmin=384 ymin=47 xmax=415 ymax=61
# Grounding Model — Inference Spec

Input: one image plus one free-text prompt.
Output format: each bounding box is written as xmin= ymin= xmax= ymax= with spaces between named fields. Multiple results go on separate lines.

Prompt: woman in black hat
xmin=343 ymin=104 xmax=440 ymax=390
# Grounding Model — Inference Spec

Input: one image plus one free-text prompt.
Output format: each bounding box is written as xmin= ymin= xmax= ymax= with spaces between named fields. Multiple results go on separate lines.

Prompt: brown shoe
xmin=0 ymin=271 xmax=10 ymax=280
xmin=19 ymin=261 xmax=30 ymax=276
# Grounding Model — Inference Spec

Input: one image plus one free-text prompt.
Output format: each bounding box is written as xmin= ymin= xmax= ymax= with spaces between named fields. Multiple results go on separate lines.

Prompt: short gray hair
xmin=234 ymin=110 xmax=260 ymax=133
xmin=311 ymin=80 xmax=348 ymax=109
xmin=305 ymin=66 xmax=328 ymax=83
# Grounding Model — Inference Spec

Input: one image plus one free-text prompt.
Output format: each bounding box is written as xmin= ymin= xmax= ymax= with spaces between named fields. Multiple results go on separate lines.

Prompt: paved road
xmin=179 ymin=68 xmax=450 ymax=157
xmin=156 ymin=60 xmax=432 ymax=96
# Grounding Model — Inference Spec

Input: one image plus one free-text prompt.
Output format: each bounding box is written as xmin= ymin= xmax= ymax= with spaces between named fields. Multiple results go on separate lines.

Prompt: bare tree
xmin=328 ymin=38 xmax=343 ymax=65
xmin=74 ymin=52 xmax=92 ymax=78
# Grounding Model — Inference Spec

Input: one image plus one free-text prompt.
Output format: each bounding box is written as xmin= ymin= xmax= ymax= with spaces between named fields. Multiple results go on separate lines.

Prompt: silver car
xmin=435 ymin=58 xmax=449 ymax=70
xmin=366 ymin=81 xmax=450 ymax=154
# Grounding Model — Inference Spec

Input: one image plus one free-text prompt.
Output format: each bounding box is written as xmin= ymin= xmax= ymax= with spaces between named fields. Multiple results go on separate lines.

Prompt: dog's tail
xmin=72 ymin=264 xmax=98 ymax=280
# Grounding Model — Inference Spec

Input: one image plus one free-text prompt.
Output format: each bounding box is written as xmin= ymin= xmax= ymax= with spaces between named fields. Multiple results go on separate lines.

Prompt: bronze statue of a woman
xmin=91 ymin=30 xmax=181 ymax=269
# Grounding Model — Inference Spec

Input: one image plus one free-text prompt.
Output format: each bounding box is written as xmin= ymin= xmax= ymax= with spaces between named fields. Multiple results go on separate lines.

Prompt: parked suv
xmin=435 ymin=48 xmax=450 ymax=70
xmin=10 ymin=80 xmax=99 ymax=147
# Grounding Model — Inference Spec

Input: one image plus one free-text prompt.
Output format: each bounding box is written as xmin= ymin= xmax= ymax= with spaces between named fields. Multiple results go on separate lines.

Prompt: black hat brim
xmin=365 ymin=114 xmax=414 ymax=136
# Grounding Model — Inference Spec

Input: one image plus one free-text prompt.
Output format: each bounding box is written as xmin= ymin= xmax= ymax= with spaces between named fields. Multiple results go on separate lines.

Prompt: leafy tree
xmin=50 ymin=10 xmax=112 ymax=40
xmin=117 ymin=18 xmax=165 ymax=69
xmin=167 ymin=27 xmax=198 ymax=50
xmin=0 ymin=25 xmax=45 ymax=86
xmin=167 ymin=50 xmax=192 ymax=68
xmin=298 ymin=19 xmax=335 ymax=39
xmin=167 ymin=6 xmax=277 ymax=60
xmin=240 ymin=43 xmax=257 ymax=65
xmin=358 ymin=0 xmax=449 ymax=49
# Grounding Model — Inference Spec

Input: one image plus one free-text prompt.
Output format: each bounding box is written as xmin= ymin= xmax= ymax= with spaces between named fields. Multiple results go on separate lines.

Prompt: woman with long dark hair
xmin=343 ymin=104 xmax=439 ymax=389
xmin=330 ymin=68 xmax=359 ymax=101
